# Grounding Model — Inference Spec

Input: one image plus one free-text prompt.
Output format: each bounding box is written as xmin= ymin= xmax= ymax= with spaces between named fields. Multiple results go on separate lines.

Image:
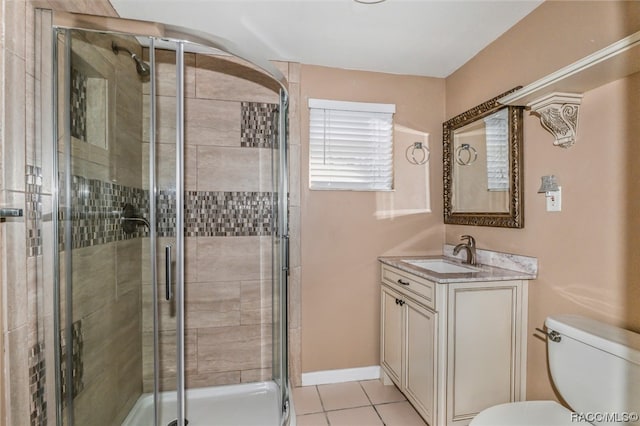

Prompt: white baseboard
xmin=301 ymin=366 xmax=381 ymax=386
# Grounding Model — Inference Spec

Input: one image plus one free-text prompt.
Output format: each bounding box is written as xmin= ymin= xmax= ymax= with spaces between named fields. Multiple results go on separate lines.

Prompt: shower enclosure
xmin=36 ymin=9 xmax=290 ymax=426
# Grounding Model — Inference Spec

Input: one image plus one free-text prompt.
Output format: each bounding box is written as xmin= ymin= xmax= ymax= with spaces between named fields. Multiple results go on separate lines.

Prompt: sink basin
xmin=403 ymin=259 xmax=479 ymax=274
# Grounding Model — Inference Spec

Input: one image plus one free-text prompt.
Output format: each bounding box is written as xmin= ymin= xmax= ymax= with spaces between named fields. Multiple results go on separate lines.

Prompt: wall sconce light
xmin=538 ymin=175 xmax=562 ymax=212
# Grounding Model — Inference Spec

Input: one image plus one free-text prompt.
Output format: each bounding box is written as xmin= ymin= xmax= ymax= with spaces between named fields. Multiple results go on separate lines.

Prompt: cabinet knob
xmin=397 ymin=279 xmax=410 ymax=286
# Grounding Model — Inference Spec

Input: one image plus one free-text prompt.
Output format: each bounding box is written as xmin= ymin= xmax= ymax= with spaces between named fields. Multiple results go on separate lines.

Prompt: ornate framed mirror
xmin=443 ymin=88 xmax=524 ymax=228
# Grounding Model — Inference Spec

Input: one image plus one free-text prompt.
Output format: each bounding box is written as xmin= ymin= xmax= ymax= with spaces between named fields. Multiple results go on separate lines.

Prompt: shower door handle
xmin=283 ymin=234 xmax=290 ymax=273
xmin=165 ymin=245 xmax=172 ymax=301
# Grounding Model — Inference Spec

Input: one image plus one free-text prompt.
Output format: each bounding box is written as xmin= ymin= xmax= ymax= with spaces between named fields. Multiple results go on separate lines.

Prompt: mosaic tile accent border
xmin=186 ymin=191 xmax=272 ymax=237
xmin=157 ymin=190 xmax=176 ymax=238
xmin=60 ymin=320 xmax=84 ymax=405
xmin=29 ymin=342 xmax=47 ymax=426
xmin=241 ymin=102 xmax=278 ymax=148
xmin=70 ymin=67 xmax=87 ymax=142
xmin=157 ymin=190 xmax=272 ymax=237
xmin=58 ymin=175 xmax=149 ymax=250
xmin=58 ymin=174 xmax=273 ymax=248
xmin=26 ymin=165 xmax=43 ymax=257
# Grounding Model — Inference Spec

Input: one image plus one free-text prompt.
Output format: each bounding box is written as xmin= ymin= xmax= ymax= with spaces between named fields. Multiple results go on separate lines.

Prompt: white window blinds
xmin=484 ymin=109 xmax=509 ymax=191
xmin=309 ymin=99 xmax=395 ymax=191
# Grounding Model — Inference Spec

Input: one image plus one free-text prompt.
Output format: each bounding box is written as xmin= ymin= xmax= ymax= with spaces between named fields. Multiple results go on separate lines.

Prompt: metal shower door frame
xmin=276 ymin=88 xmax=291 ymax=425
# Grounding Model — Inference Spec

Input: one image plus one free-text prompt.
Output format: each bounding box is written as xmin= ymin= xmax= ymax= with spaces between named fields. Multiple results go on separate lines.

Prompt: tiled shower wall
xmin=140 ymin=50 xmax=302 ymax=391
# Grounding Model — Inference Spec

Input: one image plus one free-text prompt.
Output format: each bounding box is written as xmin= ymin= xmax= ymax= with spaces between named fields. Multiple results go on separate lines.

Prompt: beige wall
xmin=300 ymin=65 xmax=446 ymax=372
xmin=444 ymin=0 xmax=640 ymax=401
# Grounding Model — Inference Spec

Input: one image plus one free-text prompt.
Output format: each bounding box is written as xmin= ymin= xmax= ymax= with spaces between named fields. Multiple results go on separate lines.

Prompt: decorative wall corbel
xmin=527 ymin=92 xmax=583 ymax=148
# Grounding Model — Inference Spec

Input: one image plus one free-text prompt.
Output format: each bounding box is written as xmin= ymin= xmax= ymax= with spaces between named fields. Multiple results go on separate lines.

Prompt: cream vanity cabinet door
xmin=404 ymin=297 xmax=436 ymax=425
xmin=380 ymin=279 xmax=437 ymax=425
xmin=444 ymin=280 xmax=527 ymax=426
xmin=381 ymin=285 xmax=403 ymax=384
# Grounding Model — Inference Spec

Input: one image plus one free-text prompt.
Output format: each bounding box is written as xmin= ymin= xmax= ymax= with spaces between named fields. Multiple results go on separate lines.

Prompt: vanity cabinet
xmin=381 ymin=285 xmax=437 ymax=423
xmin=380 ymin=263 xmax=528 ymax=426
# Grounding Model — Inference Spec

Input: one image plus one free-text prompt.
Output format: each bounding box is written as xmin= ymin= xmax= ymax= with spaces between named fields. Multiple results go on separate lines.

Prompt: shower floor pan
xmin=122 ymin=381 xmax=291 ymax=426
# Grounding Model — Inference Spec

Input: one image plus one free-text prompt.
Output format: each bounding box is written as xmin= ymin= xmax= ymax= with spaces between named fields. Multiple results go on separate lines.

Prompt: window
xmin=309 ymin=99 xmax=395 ymax=191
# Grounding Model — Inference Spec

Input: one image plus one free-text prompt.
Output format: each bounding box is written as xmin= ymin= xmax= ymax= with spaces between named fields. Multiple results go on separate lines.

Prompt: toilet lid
xmin=470 ymin=401 xmax=590 ymax=426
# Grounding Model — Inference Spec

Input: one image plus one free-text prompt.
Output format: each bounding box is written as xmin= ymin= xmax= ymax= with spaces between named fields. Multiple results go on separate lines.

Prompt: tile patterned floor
xmin=293 ymin=380 xmax=428 ymax=426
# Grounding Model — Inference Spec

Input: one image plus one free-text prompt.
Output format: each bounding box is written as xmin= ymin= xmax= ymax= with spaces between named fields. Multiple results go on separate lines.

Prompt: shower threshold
xmin=122 ymin=381 xmax=293 ymax=426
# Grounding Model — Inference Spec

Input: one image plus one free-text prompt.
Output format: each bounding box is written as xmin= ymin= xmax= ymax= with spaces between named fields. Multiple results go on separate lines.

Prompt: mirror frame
xmin=443 ymin=88 xmax=525 ymax=228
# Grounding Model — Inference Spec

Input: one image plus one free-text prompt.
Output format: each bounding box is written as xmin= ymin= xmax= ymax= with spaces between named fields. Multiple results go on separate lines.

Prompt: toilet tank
xmin=546 ymin=315 xmax=640 ymax=425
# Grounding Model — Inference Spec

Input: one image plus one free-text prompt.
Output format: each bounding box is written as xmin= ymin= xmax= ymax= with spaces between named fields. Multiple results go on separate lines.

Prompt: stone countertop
xmin=378 ymin=255 xmax=537 ymax=284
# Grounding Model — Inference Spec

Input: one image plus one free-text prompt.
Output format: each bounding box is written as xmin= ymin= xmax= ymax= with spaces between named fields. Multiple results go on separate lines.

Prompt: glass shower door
xmin=147 ymin=40 xmax=187 ymax=426
xmin=272 ymin=89 xmax=290 ymax=424
xmin=54 ymin=28 xmax=162 ymax=425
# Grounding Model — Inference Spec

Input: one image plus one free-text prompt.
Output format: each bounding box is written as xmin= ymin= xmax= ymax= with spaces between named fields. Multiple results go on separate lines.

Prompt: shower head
xmin=132 ymin=55 xmax=151 ymax=77
xmin=111 ymin=41 xmax=150 ymax=78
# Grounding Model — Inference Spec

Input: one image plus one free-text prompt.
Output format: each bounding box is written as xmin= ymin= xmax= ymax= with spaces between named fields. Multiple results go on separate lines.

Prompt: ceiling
xmin=109 ymin=0 xmax=543 ymax=78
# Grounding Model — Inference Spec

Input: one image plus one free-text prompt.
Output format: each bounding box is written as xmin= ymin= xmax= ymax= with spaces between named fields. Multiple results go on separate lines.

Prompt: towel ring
xmin=455 ymin=144 xmax=478 ymax=166
xmin=406 ymin=142 xmax=430 ymax=165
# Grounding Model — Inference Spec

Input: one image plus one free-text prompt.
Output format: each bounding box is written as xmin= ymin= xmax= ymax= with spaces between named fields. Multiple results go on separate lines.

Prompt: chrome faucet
xmin=453 ymin=235 xmax=477 ymax=265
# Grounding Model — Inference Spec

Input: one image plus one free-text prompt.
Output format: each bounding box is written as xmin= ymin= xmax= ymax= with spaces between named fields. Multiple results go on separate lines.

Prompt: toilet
xmin=471 ymin=314 xmax=640 ymax=426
